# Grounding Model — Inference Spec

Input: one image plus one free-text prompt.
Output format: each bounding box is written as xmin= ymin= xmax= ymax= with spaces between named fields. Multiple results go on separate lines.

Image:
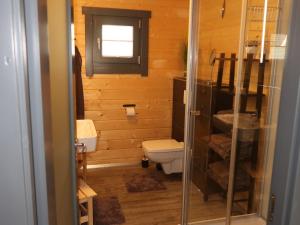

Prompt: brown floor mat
xmin=94 ymin=196 xmax=125 ymax=225
xmin=124 ymin=173 xmax=167 ymax=192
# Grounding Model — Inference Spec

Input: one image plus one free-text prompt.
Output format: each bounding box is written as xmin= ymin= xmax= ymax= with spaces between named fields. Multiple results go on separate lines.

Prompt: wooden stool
xmin=76 ymin=143 xmax=87 ymax=181
xmin=78 ymin=179 xmax=97 ymax=225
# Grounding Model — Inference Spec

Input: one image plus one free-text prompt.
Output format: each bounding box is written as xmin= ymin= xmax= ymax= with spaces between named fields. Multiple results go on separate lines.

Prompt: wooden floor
xmin=86 ymin=164 xmax=228 ymax=225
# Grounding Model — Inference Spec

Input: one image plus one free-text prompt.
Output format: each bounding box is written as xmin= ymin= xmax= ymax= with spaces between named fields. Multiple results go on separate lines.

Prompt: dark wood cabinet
xmin=172 ymin=78 xmax=186 ymax=142
xmin=171 ymin=77 xmax=234 ymax=199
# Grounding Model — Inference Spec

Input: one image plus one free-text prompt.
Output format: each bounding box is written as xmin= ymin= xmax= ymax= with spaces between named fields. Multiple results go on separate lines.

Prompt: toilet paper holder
xmin=123 ymin=104 xmax=136 ymax=117
xmin=123 ymin=104 xmax=136 ymax=108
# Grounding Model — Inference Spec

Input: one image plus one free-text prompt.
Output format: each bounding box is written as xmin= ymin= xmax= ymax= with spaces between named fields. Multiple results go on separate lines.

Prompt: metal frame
xmin=226 ymin=0 xmax=300 ymax=224
xmin=23 ymin=0 xmax=57 ymax=224
xmin=258 ymin=0 xmax=290 ymax=219
xmin=269 ymin=0 xmax=300 ymax=224
xmin=181 ymin=0 xmax=200 ymax=224
xmin=68 ymin=0 xmax=79 ymax=223
xmin=225 ymin=0 xmax=300 ymax=224
xmin=183 ymin=0 xmax=300 ymax=224
xmin=0 ymin=0 xmax=36 ymax=224
xmin=24 ymin=0 xmax=78 ymax=224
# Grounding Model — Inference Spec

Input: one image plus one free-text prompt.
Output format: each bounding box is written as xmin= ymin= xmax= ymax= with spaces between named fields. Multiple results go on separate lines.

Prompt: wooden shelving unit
xmin=206 ymin=53 xmax=266 ymax=213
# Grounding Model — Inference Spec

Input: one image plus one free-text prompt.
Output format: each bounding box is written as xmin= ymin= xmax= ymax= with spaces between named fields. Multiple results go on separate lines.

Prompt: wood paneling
xmin=74 ymin=0 xmax=189 ymax=164
xmin=197 ymin=0 xmax=242 ymax=82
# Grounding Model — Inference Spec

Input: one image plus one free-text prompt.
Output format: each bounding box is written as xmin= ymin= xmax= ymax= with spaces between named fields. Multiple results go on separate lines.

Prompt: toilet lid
xmin=142 ymin=139 xmax=184 ymax=153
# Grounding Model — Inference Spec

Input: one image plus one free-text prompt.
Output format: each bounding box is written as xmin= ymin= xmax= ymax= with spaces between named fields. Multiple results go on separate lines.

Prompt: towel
xmin=73 ymin=46 xmax=85 ymax=119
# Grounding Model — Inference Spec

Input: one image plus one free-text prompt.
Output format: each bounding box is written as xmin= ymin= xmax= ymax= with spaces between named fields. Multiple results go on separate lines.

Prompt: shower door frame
xmin=181 ymin=0 xmax=242 ymax=223
xmin=268 ymin=0 xmax=300 ymax=224
xmin=181 ymin=0 xmax=300 ymax=224
xmin=181 ymin=0 xmax=200 ymax=224
xmin=180 ymin=0 xmax=247 ymax=223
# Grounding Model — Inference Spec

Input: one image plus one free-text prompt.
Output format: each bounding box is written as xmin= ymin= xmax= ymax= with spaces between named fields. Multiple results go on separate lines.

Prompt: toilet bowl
xmin=142 ymin=139 xmax=184 ymax=174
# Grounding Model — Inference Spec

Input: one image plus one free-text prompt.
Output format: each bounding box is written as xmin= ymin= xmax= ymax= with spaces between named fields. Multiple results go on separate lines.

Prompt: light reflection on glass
xmin=101 ymin=25 xmax=134 ymax=58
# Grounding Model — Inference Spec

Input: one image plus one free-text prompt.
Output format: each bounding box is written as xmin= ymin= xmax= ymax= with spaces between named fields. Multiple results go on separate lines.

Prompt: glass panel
xmin=102 ymin=25 xmax=133 ymax=41
xmin=185 ymin=0 xmax=293 ymax=224
xmin=187 ymin=0 xmax=231 ymax=223
xmin=101 ymin=25 xmax=134 ymax=57
xmin=228 ymin=0 xmax=292 ymax=221
xmin=102 ymin=41 xmax=133 ymax=57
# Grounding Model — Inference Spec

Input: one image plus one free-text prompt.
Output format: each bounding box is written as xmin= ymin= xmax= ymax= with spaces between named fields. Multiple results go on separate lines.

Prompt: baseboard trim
xmin=87 ymin=161 xmax=141 ymax=170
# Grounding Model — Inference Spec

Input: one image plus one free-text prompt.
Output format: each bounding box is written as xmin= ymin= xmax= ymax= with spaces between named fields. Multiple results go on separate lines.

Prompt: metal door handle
xmin=268 ymin=194 xmax=276 ymax=222
xmin=75 ymin=142 xmax=86 ymax=153
xmin=97 ymin=38 xmax=101 ymax=51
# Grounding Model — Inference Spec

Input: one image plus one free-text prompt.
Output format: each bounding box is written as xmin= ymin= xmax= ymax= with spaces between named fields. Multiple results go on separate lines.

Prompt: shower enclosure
xmin=3 ymin=0 xmax=299 ymax=224
xmin=182 ymin=0 xmax=294 ymax=224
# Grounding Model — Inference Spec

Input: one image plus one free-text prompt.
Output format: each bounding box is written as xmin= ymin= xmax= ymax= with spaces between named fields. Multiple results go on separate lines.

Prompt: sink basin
xmin=76 ymin=119 xmax=97 ymax=152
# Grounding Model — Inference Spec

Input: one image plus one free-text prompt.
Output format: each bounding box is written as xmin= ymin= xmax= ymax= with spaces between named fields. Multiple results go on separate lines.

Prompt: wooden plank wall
xmin=73 ymin=0 xmax=189 ymax=165
xmin=73 ymin=0 xmax=277 ymax=165
xmin=197 ymin=0 xmax=242 ymax=82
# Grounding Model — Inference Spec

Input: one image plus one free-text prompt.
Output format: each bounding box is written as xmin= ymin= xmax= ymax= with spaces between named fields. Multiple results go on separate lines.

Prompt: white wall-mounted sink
xmin=76 ymin=119 xmax=97 ymax=152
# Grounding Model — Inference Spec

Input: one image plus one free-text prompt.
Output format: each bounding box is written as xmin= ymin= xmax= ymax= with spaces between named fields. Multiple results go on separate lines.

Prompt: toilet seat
xmin=142 ymin=139 xmax=184 ymax=153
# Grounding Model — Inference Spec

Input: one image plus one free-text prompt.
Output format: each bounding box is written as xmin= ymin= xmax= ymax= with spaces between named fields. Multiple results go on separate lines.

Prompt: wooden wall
xmin=197 ymin=0 xmax=242 ymax=82
xmin=73 ymin=0 xmax=189 ymax=165
xmin=73 ymin=0 xmax=277 ymax=165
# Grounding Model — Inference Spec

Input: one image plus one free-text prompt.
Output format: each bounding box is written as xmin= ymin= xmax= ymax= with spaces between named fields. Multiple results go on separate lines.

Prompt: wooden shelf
xmin=208 ymin=134 xmax=232 ymax=160
xmin=213 ymin=113 xmax=260 ymax=142
xmin=207 ymin=161 xmax=251 ymax=192
xmin=208 ymin=133 xmax=255 ymax=162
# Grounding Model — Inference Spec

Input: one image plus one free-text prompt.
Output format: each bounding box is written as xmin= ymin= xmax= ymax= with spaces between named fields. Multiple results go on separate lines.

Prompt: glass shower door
xmin=227 ymin=0 xmax=293 ymax=223
xmin=183 ymin=0 xmax=237 ymax=223
xmin=182 ymin=0 xmax=293 ymax=224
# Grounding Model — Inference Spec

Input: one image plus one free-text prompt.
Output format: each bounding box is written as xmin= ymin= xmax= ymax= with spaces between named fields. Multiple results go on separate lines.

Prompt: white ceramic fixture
xmin=76 ymin=119 xmax=97 ymax=152
xmin=142 ymin=139 xmax=184 ymax=174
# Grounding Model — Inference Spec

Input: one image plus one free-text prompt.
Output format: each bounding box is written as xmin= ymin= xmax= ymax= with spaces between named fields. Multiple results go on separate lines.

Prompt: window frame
xmin=82 ymin=7 xmax=151 ymax=76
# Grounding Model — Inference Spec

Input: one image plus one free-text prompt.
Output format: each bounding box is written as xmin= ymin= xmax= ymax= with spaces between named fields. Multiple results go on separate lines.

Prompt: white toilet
xmin=142 ymin=139 xmax=184 ymax=174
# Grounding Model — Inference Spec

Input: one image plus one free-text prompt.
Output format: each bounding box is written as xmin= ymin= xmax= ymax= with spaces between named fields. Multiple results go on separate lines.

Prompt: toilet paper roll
xmin=126 ymin=107 xmax=136 ymax=116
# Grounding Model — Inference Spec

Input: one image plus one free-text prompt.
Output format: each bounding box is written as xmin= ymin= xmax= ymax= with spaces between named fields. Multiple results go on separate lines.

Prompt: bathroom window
xmin=83 ymin=7 xmax=151 ymax=76
xmin=101 ymin=25 xmax=134 ymax=58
